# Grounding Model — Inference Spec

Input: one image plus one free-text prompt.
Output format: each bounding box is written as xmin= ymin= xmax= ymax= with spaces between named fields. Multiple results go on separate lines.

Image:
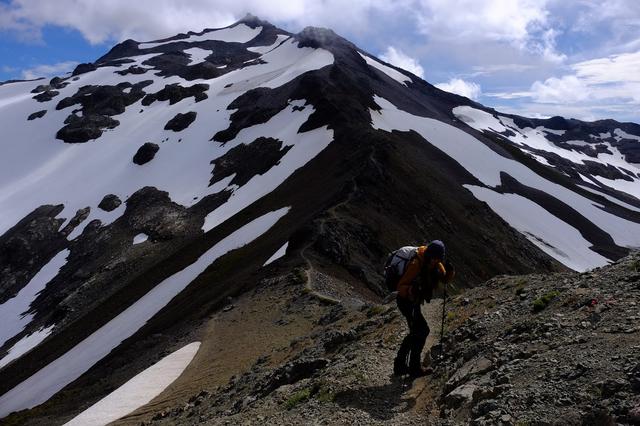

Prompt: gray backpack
xmin=383 ymin=246 xmax=417 ymax=292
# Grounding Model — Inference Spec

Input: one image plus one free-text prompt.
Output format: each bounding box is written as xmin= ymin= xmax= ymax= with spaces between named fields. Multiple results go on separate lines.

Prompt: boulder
xmin=98 ymin=194 xmax=122 ymax=212
xmin=133 ymin=142 xmax=160 ymax=165
xmin=28 ymin=110 xmax=47 ymax=120
xmin=164 ymin=111 xmax=197 ymax=132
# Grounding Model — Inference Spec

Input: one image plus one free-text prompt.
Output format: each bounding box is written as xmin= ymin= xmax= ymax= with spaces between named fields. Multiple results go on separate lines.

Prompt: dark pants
xmin=395 ymin=296 xmax=429 ymax=372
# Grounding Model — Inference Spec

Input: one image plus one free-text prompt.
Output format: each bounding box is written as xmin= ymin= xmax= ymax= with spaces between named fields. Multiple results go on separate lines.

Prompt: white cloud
xmin=435 ymin=78 xmax=481 ymax=100
xmin=414 ymin=0 xmax=564 ymax=61
xmin=470 ymin=63 xmax=536 ymax=76
xmin=492 ymin=50 xmax=640 ymax=105
xmin=379 ymin=46 xmax=425 ymax=78
xmin=486 ymin=49 xmax=640 ymax=122
xmin=0 ymin=0 xmax=407 ymax=44
xmin=20 ymin=61 xmax=78 ymax=80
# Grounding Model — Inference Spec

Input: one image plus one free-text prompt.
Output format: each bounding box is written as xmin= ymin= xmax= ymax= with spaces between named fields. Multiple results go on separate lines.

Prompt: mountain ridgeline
xmin=0 ymin=15 xmax=639 ymax=424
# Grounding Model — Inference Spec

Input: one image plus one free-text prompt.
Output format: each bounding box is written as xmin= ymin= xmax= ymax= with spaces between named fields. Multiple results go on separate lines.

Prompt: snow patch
xmin=202 ymin=100 xmax=333 ymax=232
xmin=248 ymin=34 xmax=290 ymax=54
xmin=263 ymin=242 xmax=288 ymax=266
xmin=358 ymin=53 xmax=412 ymax=87
xmin=577 ymin=184 xmax=640 ymax=213
xmin=140 ymin=24 xmax=262 ymax=49
xmin=0 ymin=249 xmax=69 ymax=348
xmin=374 ymin=96 xmax=640 ymax=264
xmin=64 ymin=342 xmax=200 ymax=426
xmin=184 ymin=47 xmax=212 ymax=66
xmin=133 ymin=233 xmax=149 ymax=245
xmin=0 ymin=326 xmax=54 ymax=370
xmin=614 ymin=128 xmax=640 ymax=141
xmin=0 ymin=207 xmax=289 ymax=417
xmin=452 ymin=105 xmax=640 ymax=200
xmin=465 ymin=185 xmax=611 ymax=272
xmin=0 ymin=37 xmax=333 ymax=240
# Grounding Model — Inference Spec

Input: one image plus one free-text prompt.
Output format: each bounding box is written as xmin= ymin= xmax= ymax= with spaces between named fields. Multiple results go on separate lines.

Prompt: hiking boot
xmin=393 ymin=360 xmax=409 ymax=376
xmin=408 ymin=367 xmax=429 ymax=378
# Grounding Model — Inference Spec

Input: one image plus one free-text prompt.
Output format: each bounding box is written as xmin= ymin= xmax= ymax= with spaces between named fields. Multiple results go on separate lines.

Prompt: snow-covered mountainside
xmin=0 ymin=14 xmax=639 ymax=424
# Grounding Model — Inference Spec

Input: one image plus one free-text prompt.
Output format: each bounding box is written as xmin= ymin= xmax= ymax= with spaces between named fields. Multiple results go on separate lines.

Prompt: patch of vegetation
xmin=631 ymin=258 xmax=640 ymax=272
xmin=284 ymin=382 xmax=336 ymax=409
xmin=514 ymin=277 xmax=527 ymax=293
xmin=446 ymin=311 xmax=456 ymax=322
xmin=292 ymin=267 xmax=308 ymax=285
xmin=366 ymin=304 xmax=386 ymax=317
xmin=285 ymin=387 xmax=312 ymax=410
xmin=532 ymin=290 xmax=560 ymax=312
xmin=315 ymin=385 xmax=336 ymax=403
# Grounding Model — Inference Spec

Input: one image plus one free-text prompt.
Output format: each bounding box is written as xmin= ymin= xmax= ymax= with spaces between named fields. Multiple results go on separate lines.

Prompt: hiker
xmin=388 ymin=240 xmax=454 ymax=377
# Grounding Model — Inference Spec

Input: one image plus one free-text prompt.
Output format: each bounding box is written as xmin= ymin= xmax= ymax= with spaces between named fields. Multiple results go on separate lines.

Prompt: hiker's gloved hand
xmin=444 ymin=260 xmax=455 ymax=283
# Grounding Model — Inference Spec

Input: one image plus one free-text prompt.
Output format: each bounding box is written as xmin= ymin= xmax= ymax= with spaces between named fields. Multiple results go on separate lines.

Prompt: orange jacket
xmin=396 ymin=246 xmax=453 ymax=302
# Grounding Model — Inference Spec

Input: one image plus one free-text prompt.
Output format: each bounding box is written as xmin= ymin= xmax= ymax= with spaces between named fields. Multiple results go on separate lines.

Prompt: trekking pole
xmin=440 ymin=282 xmax=447 ymax=360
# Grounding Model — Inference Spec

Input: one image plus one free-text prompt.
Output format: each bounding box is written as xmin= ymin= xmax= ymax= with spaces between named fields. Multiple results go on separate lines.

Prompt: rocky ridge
xmin=101 ymin=253 xmax=640 ymax=426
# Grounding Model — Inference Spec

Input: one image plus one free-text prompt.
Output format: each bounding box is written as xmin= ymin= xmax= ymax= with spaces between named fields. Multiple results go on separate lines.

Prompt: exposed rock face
xmin=98 ymin=194 xmax=122 ymax=212
xmin=28 ymin=110 xmax=47 ymax=120
xmin=164 ymin=111 xmax=197 ymax=132
xmin=55 ymin=81 xmax=153 ymax=142
xmin=142 ymin=83 xmax=209 ymax=106
xmin=33 ymin=90 xmax=59 ymax=102
xmin=433 ymin=252 xmax=640 ymax=425
xmin=0 ymin=205 xmax=67 ymax=304
xmin=210 ymin=137 xmax=291 ymax=186
xmin=56 ymin=114 xmax=119 ymax=143
xmin=133 ymin=142 xmax=160 ymax=165
xmin=115 ymin=65 xmax=148 ymax=76
xmin=72 ymin=63 xmax=98 ymax=76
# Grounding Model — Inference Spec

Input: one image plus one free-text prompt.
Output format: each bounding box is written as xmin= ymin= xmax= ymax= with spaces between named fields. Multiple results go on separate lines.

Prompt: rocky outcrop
xmin=164 ymin=112 xmax=197 ymax=132
xmin=210 ymin=137 xmax=291 ymax=186
xmin=28 ymin=110 xmax=47 ymax=120
xmin=433 ymin=252 xmax=640 ymax=425
xmin=98 ymin=194 xmax=122 ymax=212
xmin=55 ymin=81 xmax=153 ymax=142
xmin=0 ymin=205 xmax=67 ymax=304
xmin=133 ymin=142 xmax=160 ymax=165
xmin=142 ymin=83 xmax=208 ymax=106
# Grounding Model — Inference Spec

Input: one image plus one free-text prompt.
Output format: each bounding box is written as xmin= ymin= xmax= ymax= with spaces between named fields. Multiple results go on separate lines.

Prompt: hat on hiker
xmin=426 ymin=240 xmax=445 ymax=260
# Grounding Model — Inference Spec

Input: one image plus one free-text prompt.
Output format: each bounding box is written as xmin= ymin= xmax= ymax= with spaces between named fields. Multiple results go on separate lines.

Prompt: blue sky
xmin=1 ymin=0 xmax=638 ymax=123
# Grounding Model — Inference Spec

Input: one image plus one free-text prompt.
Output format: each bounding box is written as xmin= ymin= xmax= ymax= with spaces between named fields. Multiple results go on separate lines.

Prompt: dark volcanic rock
xmin=55 ymin=81 xmax=152 ymax=143
xmin=257 ymin=358 xmax=329 ymax=397
xmin=210 ymin=137 xmax=291 ymax=186
xmin=31 ymin=84 xmax=49 ymax=94
xmin=133 ymin=142 xmax=160 ymax=165
xmin=115 ymin=66 xmax=148 ymax=76
xmin=56 ymin=82 xmax=151 ymax=115
xmin=33 ymin=90 xmax=59 ymax=102
xmin=28 ymin=110 xmax=47 ymax=120
xmin=142 ymin=83 xmax=208 ymax=106
xmin=0 ymin=205 xmax=67 ymax=304
xmin=72 ymin=63 xmax=98 ymax=76
xmin=98 ymin=194 xmax=122 ymax=212
xmin=56 ymin=114 xmax=119 ymax=143
xmin=164 ymin=111 xmax=197 ymax=132
xmin=59 ymin=207 xmax=91 ymax=237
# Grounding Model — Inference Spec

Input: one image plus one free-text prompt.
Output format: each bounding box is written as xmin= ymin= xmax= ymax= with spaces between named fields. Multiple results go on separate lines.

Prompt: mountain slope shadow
xmin=334 ymin=377 xmax=417 ymax=421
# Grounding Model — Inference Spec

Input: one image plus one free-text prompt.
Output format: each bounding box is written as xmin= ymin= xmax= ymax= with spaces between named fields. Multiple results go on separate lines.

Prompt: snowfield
xmin=0 ymin=208 xmax=289 ymax=417
xmin=0 ymin=34 xmax=334 ymax=239
xmin=358 ymin=52 xmax=412 ymax=86
xmin=0 ymin=249 xmax=69 ymax=349
xmin=371 ymin=96 xmax=640 ymax=270
xmin=263 ymin=241 xmax=289 ymax=266
xmin=64 ymin=342 xmax=201 ymax=426
xmin=452 ymin=105 xmax=640 ymax=201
